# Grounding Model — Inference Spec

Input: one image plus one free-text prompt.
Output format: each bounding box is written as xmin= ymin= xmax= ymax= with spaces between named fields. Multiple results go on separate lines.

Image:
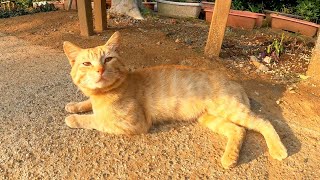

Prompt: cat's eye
xmin=82 ymin=62 xmax=92 ymax=66
xmin=104 ymin=57 xmax=113 ymax=64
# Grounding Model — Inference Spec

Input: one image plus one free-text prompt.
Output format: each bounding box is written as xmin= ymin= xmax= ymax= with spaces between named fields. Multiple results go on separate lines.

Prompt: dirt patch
xmin=0 ymin=11 xmax=319 ymax=179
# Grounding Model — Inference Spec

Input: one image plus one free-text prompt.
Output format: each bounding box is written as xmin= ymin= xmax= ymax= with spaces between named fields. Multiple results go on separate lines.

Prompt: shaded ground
xmin=0 ymin=11 xmax=319 ymax=179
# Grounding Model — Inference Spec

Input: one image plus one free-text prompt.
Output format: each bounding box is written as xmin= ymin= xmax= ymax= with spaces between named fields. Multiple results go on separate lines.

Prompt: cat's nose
xmin=97 ymin=67 xmax=105 ymax=75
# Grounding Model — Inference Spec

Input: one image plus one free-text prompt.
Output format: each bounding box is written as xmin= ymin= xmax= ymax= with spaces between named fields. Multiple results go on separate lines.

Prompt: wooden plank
xmin=204 ymin=0 xmax=231 ymax=57
xmin=307 ymin=31 xmax=320 ymax=84
xmin=77 ymin=0 xmax=94 ymax=36
xmin=67 ymin=0 xmax=72 ymax=10
xmin=93 ymin=0 xmax=107 ymax=32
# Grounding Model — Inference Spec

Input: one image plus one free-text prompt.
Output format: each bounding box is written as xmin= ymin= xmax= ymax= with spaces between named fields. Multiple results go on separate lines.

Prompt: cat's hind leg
xmin=227 ymin=104 xmax=288 ymax=161
xmin=199 ymin=114 xmax=246 ymax=169
xmin=231 ymin=113 xmax=288 ymax=161
xmin=65 ymin=99 xmax=92 ymax=113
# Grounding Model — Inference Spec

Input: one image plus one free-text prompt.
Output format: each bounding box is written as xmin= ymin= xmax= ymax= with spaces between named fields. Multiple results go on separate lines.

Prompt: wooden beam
xmin=307 ymin=31 xmax=320 ymax=84
xmin=67 ymin=0 xmax=72 ymax=10
xmin=77 ymin=0 xmax=94 ymax=36
xmin=204 ymin=0 xmax=231 ymax=58
xmin=93 ymin=0 xmax=107 ymax=32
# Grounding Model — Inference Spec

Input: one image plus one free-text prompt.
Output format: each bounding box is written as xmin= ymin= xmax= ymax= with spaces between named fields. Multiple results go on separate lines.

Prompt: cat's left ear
xmin=63 ymin=41 xmax=82 ymax=66
xmin=104 ymin=31 xmax=120 ymax=51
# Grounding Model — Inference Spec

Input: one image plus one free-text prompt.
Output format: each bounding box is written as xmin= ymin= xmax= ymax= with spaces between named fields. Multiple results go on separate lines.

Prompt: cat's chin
xmin=93 ymin=81 xmax=107 ymax=89
xmin=79 ymin=81 xmax=107 ymax=91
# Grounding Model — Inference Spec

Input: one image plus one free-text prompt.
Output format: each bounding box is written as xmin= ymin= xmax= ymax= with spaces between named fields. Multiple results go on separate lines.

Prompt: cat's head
xmin=63 ymin=31 xmax=127 ymax=95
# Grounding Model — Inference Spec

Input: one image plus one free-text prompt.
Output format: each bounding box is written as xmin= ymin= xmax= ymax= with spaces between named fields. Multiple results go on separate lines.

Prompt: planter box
xmin=106 ymin=0 xmax=111 ymax=8
xmin=230 ymin=10 xmax=265 ymax=28
xmin=270 ymin=13 xmax=319 ymax=37
xmin=157 ymin=0 xmax=201 ymax=18
xmin=227 ymin=11 xmax=258 ymax=29
xmin=264 ymin=10 xmax=304 ymax=26
xmin=204 ymin=9 xmax=258 ymax=30
xmin=143 ymin=2 xmax=156 ymax=11
xmin=204 ymin=9 xmax=213 ymax=22
xmin=201 ymin=1 xmax=214 ymax=11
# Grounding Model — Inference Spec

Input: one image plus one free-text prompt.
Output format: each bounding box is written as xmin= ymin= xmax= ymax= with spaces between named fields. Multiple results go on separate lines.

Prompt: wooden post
xmin=307 ymin=31 xmax=320 ymax=84
xmin=77 ymin=0 xmax=94 ymax=36
xmin=93 ymin=0 xmax=107 ymax=32
xmin=204 ymin=0 xmax=231 ymax=58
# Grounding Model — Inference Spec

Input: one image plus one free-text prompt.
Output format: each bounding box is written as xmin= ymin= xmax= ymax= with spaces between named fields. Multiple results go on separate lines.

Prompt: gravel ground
xmin=0 ymin=12 xmax=320 ymax=179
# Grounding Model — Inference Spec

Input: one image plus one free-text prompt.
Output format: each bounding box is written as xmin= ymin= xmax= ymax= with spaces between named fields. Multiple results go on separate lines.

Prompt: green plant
xmin=248 ymin=3 xmax=264 ymax=13
xmin=0 ymin=1 xmax=56 ymax=19
xmin=231 ymin=0 xmax=298 ymax=12
xmin=280 ymin=5 xmax=293 ymax=14
xmin=296 ymin=0 xmax=320 ymax=23
xmin=0 ymin=8 xmax=29 ymax=18
xmin=267 ymin=33 xmax=285 ymax=61
xmin=16 ymin=0 xmax=32 ymax=8
xmin=33 ymin=3 xmax=56 ymax=12
xmin=232 ymin=0 xmax=245 ymax=10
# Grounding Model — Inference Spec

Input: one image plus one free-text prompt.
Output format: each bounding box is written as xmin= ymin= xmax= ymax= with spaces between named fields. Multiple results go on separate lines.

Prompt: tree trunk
xmin=110 ymin=0 xmax=143 ymax=20
xmin=307 ymin=32 xmax=320 ymax=85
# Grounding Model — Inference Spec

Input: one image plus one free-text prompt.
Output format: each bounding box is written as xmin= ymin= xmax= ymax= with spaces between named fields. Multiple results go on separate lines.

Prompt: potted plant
xmin=157 ymin=0 xmax=201 ymax=18
xmin=270 ymin=0 xmax=320 ymax=37
xmin=143 ymin=0 xmax=156 ymax=11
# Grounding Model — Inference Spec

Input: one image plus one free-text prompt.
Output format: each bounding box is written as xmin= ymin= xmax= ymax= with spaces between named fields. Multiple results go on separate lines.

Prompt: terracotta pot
xmin=53 ymin=2 xmax=64 ymax=10
xmin=204 ymin=9 xmax=212 ymax=22
xmin=106 ymin=0 xmax=111 ymax=8
xmin=230 ymin=10 xmax=265 ymax=28
xmin=204 ymin=9 xmax=261 ymax=30
xmin=227 ymin=11 xmax=258 ymax=30
xmin=264 ymin=10 xmax=304 ymax=26
xmin=201 ymin=1 xmax=214 ymax=11
xmin=143 ymin=2 xmax=155 ymax=11
xmin=270 ymin=13 xmax=319 ymax=37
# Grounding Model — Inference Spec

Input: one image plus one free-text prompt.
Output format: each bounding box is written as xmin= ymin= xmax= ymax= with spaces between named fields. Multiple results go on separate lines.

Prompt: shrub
xmin=296 ymin=0 xmax=320 ymax=23
xmin=0 ymin=2 xmax=56 ymax=19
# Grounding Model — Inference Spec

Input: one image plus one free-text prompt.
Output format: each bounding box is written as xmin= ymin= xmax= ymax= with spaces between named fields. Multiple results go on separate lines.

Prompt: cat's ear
xmin=63 ymin=41 xmax=82 ymax=66
xmin=104 ymin=31 xmax=120 ymax=51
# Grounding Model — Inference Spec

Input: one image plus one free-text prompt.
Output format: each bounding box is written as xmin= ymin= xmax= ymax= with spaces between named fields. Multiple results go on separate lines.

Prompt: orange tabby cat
xmin=63 ymin=32 xmax=287 ymax=169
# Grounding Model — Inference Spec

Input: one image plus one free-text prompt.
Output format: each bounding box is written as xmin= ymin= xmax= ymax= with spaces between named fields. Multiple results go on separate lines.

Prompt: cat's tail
xmin=229 ymin=105 xmax=288 ymax=161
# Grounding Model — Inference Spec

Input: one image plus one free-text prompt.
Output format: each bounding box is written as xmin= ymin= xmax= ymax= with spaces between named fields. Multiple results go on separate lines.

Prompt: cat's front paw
xmin=65 ymin=115 xmax=80 ymax=128
xmin=269 ymin=142 xmax=288 ymax=161
xmin=65 ymin=102 xmax=78 ymax=113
